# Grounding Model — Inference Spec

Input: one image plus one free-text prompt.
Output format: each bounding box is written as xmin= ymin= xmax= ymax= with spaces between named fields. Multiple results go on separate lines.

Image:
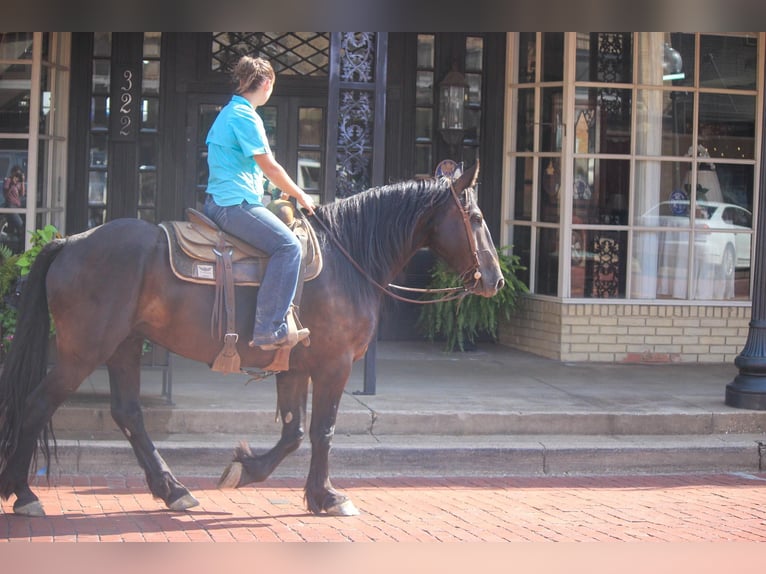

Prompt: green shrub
xmin=0 ymin=225 xmax=60 ymax=357
xmin=417 ymin=246 xmax=528 ymax=351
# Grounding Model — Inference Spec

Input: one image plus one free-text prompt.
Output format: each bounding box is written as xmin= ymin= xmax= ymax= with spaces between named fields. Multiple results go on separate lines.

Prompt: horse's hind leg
xmin=218 ymin=369 xmax=308 ymax=488
xmin=3 ymin=362 xmax=93 ymax=516
xmin=106 ymin=336 xmax=198 ymax=511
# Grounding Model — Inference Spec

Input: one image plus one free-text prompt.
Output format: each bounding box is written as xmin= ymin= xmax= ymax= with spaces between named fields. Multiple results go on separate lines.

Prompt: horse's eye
xmin=471 ymin=213 xmax=483 ymax=225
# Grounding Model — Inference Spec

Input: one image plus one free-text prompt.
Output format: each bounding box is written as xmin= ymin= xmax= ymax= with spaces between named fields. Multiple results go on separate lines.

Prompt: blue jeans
xmin=203 ymin=196 xmax=302 ymax=345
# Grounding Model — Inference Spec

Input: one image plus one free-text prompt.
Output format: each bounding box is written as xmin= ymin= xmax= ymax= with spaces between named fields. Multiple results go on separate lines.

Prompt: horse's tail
xmin=0 ymin=238 xmax=66 ymax=497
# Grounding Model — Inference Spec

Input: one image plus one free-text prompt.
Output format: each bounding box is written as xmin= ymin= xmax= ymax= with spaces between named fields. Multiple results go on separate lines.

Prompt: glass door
xmin=85 ymin=32 xmax=162 ymax=230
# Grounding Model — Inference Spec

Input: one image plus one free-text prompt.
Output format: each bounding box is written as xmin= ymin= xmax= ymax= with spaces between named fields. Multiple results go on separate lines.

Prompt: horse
xmin=0 ymin=162 xmax=503 ymax=517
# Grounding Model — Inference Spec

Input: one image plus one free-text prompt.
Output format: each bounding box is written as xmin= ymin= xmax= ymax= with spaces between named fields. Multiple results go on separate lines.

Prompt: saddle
xmin=159 ymin=204 xmax=322 ymax=286
xmin=158 ymin=201 xmax=322 ymax=375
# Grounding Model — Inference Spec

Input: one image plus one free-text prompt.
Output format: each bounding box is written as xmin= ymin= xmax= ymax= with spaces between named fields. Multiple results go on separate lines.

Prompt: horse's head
xmin=429 ymin=162 xmax=504 ymax=298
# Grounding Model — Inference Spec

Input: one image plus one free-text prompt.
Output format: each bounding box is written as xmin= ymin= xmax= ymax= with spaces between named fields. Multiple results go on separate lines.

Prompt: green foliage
xmin=0 ymin=225 xmax=60 ymax=357
xmin=16 ymin=225 xmax=60 ymax=276
xmin=0 ymin=244 xmax=20 ymax=300
xmin=417 ymin=246 xmax=528 ymax=352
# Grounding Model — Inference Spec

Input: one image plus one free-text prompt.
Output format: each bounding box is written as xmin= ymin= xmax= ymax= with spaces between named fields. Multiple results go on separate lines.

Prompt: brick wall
xmin=497 ymin=296 xmax=751 ymax=363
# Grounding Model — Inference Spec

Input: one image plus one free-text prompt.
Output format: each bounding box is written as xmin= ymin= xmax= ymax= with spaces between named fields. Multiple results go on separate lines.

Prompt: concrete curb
xmin=42 ymin=433 xmax=766 ymax=480
xmin=53 ymin=406 xmax=766 ymax=437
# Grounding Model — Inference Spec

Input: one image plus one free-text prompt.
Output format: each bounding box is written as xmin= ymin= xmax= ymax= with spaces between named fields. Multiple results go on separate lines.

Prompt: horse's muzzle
xmin=466 ymin=275 xmax=504 ymax=298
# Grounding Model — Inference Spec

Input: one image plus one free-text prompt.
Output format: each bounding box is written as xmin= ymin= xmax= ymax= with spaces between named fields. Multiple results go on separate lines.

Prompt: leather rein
xmin=308 ymin=183 xmax=483 ymax=305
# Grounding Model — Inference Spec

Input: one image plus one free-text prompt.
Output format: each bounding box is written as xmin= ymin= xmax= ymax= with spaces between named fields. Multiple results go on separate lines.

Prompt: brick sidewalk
xmin=2 ymin=472 xmax=766 ymax=542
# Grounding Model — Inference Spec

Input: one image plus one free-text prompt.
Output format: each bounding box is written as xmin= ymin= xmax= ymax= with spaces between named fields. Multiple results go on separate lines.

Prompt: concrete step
xmin=53 ymin=404 xmax=766 ymax=437
xmin=43 ymin=433 xmax=766 ymax=479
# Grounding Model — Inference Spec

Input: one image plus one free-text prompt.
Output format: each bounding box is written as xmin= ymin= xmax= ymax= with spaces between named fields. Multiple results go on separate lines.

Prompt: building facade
xmin=0 ymin=32 xmax=762 ymax=363
xmin=499 ymin=33 xmax=762 ymax=363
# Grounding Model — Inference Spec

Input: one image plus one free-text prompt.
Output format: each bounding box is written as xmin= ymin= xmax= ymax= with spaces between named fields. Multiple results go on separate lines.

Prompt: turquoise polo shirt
xmin=205 ymin=94 xmax=271 ymax=206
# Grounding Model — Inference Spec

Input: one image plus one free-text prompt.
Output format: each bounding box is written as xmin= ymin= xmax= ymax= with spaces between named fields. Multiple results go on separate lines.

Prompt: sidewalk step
xmin=53 ymin=405 xmax=766 ymax=437
xmin=43 ymin=433 xmax=766 ymax=479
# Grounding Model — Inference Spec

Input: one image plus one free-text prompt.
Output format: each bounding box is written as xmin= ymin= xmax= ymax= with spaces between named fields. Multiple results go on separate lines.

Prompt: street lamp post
xmin=725 ymin=68 xmax=766 ymax=410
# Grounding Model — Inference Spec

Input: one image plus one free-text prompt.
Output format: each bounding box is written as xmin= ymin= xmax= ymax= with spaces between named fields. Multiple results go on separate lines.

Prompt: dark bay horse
xmin=0 ymin=163 xmax=503 ymax=517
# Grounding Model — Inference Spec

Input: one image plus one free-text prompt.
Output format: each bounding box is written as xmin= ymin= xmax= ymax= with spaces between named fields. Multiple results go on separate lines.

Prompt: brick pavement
xmin=2 ymin=472 xmax=766 ymax=542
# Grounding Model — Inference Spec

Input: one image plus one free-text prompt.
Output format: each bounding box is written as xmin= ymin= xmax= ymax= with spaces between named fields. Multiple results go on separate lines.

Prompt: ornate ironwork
xmin=596 ymin=33 xmax=625 ymax=83
xmin=211 ymin=32 xmax=329 ymax=76
xmin=591 ymin=235 xmax=620 ymax=297
xmin=595 ymin=33 xmax=631 ymax=118
xmin=337 ymin=90 xmax=373 ymax=196
xmin=336 ymin=32 xmax=377 ymax=198
xmin=340 ymin=33 xmax=375 ymax=83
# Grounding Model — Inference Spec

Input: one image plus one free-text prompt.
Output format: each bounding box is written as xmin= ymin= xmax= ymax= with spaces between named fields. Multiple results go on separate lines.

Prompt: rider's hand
xmin=298 ymin=192 xmax=316 ymax=215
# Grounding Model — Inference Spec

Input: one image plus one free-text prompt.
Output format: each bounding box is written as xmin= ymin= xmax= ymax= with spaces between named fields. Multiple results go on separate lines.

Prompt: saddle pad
xmin=159 ymin=216 xmax=322 ymax=286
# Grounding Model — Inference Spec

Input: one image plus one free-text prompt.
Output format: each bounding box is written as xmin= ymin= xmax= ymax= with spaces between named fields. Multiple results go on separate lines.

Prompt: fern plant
xmin=417 ymin=246 xmax=528 ymax=351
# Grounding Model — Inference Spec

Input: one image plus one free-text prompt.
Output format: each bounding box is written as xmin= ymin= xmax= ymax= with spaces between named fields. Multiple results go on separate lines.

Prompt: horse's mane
xmin=312 ymin=177 xmax=455 ymax=304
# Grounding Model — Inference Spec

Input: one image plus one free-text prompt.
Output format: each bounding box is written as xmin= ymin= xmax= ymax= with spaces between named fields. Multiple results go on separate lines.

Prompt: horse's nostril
xmin=496 ymin=277 xmax=505 ymax=291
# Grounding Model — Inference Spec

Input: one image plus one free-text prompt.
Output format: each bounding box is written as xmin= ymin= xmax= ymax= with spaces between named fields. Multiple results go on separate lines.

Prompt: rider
xmin=204 ymin=55 xmax=316 ymax=351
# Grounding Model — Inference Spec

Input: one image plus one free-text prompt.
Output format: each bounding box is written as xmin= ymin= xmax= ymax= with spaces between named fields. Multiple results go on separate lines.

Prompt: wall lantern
xmin=438 ymin=66 xmax=468 ymax=149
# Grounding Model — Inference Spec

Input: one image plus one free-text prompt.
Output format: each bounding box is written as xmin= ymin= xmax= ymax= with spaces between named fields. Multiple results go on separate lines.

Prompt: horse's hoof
xmin=218 ymin=461 xmax=243 ymax=489
xmin=168 ymin=493 xmax=200 ymax=511
xmin=325 ymin=499 xmax=360 ymax=516
xmin=14 ymin=500 xmax=45 ymax=517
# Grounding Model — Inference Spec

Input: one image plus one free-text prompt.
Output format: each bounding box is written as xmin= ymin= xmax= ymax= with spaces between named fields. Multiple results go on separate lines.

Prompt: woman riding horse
xmin=0 ymin=163 xmax=503 ymax=517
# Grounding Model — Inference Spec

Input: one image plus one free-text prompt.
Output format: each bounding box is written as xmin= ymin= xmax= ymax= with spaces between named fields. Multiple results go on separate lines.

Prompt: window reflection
xmin=575 ymin=33 xmax=633 ymax=83
xmin=699 ymin=93 xmax=755 ymax=160
xmin=514 ymin=156 xmax=533 ymax=222
xmin=514 ymin=32 xmax=758 ymax=301
xmin=574 ymin=87 xmax=632 ymax=154
xmin=572 ymin=159 xmax=629 ymax=225
xmin=536 ymin=227 xmax=559 ymax=296
xmin=699 ymin=34 xmax=758 ymax=90
xmin=516 ymin=88 xmax=534 ymax=152
xmin=635 ymin=90 xmax=693 ymax=156
xmin=0 ymin=64 xmax=31 ymax=133
xmin=518 ymin=33 xmax=536 ymax=83
xmin=541 ymin=33 xmax=564 ymax=82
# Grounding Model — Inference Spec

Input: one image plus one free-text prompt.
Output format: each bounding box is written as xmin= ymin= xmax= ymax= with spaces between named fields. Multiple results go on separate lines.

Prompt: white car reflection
xmin=640 ymin=200 xmax=752 ymax=280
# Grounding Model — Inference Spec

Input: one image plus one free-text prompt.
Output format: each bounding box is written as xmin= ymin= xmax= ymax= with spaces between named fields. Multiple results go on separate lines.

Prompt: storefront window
xmin=0 ymin=32 xmax=67 ymax=253
xmin=138 ymin=32 xmax=161 ymax=224
xmin=0 ymin=63 xmax=31 ymax=134
xmin=507 ymin=32 xmax=761 ymax=302
xmin=88 ymin=33 xmax=110 ymax=229
xmin=631 ymin=33 xmax=757 ymax=301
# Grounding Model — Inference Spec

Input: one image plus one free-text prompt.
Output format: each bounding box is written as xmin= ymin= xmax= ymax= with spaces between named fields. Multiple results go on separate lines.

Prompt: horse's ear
xmin=455 ymin=161 xmax=479 ymax=190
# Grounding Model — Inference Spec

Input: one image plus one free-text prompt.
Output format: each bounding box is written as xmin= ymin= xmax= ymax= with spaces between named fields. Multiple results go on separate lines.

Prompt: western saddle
xmin=158 ymin=201 xmax=322 ymax=374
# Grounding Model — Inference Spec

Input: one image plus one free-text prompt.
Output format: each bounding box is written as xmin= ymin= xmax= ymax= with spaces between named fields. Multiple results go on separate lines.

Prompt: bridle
xmin=308 ymin=181 xmax=483 ymax=305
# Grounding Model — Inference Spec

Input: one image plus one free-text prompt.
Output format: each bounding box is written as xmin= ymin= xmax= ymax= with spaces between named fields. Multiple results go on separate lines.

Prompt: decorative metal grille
xmin=591 ymin=235 xmax=621 ymax=297
xmin=596 ymin=33 xmax=625 ymax=83
xmin=340 ymin=33 xmax=375 ymax=83
xmin=336 ymin=33 xmax=377 ymax=198
xmin=337 ymin=90 xmax=373 ymax=196
xmin=211 ymin=32 xmax=330 ymax=76
xmin=596 ymin=33 xmax=630 ymax=118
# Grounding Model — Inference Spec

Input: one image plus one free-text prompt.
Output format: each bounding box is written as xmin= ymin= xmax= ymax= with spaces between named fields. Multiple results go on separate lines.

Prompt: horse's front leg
xmin=304 ymin=358 xmax=359 ymax=516
xmin=218 ymin=369 xmax=309 ymax=488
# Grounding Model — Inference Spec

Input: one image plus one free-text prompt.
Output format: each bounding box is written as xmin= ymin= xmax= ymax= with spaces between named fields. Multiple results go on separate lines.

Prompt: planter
xmin=417 ymin=247 xmax=529 ymax=352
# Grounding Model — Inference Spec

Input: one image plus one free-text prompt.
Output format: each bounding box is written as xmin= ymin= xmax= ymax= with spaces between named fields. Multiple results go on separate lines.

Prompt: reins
xmin=307 ymin=182 xmax=481 ymax=305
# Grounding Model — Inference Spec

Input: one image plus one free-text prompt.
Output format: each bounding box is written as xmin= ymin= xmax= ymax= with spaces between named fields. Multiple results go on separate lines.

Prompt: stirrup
xmin=249 ymin=327 xmax=310 ymax=351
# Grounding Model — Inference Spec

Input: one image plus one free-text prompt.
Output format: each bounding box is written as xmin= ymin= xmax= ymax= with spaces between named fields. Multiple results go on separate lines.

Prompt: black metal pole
xmin=361 ymin=337 xmax=377 ymax=395
xmin=725 ymin=60 xmax=766 ymax=410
